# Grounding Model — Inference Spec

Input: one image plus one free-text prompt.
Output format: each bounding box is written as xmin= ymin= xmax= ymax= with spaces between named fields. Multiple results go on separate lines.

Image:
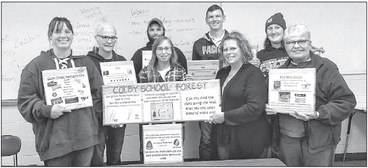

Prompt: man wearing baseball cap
xmin=131 ymin=18 xmax=187 ymax=81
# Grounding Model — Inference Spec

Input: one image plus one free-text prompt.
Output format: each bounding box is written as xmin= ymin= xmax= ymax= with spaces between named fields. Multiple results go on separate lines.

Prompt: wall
xmin=337 ymin=73 xmax=367 ymax=154
xmin=1 ymin=2 xmax=366 ymax=166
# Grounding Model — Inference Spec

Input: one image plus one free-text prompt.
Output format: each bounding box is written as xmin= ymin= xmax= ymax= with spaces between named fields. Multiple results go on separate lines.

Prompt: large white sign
xmin=102 ymin=79 xmax=221 ymax=125
xmin=100 ymin=61 xmax=136 ymax=85
xmin=42 ymin=67 xmax=92 ymax=110
xmin=268 ymin=68 xmax=316 ymax=115
xmin=143 ymin=124 xmax=183 ymax=164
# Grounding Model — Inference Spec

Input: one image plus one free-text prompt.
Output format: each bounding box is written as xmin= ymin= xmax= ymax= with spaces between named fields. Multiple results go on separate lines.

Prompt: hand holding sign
xmin=51 ymin=104 xmax=71 ymax=119
xmin=209 ymin=111 xmax=225 ymax=124
xmin=290 ymin=111 xmax=319 ymax=121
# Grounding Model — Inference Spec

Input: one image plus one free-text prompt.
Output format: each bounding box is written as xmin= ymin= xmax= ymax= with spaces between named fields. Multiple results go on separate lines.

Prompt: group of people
xmin=17 ymin=4 xmax=356 ymax=167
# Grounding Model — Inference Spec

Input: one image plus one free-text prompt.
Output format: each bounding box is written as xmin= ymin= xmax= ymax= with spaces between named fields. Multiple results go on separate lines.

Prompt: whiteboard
xmin=1 ymin=2 xmax=214 ymax=100
xmin=1 ymin=2 xmax=366 ymax=100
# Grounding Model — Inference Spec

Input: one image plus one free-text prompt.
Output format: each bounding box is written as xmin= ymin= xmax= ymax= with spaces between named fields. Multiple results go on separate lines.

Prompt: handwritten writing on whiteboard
xmin=73 ymin=6 xmax=107 ymax=54
xmin=2 ymin=32 xmax=41 ymax=100
xmin=130 ymin=8 xmax=150 ymax=18
xmin=2 ymin=74 xmax=16 ymax=82
xmin=2 ymin=3 xmax=213 ymax=100
xmin=2 ymin=33 xmax=41 ymax=71
xmin=80 ymin=7 xmax=103 ymax=19
xmin=3 ymin=34 xmax=42 ymax=50
xmin=73 ymin=23 xmax=95 ymax=54
xmin=14 ymin=34 xmax=42 ymax=49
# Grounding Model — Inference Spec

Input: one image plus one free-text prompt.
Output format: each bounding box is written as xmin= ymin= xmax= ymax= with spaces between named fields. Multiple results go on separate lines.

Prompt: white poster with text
xmin=42 ymin=67 xmax=92 ymax=110
xmin=143 ymin=124 xmax=183 ymax=164
xmin=100 ymin=61 xmax=136 ymax=85
xmin=102 ymin=80 xmax=221 ymax=125
xmin=187 ymin=60 xmax=219 ymax=81
xmin=268 ymin=68 xmax=316 ymax=115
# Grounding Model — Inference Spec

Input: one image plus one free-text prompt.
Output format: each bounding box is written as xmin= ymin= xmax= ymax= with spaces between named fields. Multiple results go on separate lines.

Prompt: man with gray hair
xmin=270 ymin=24 xmax=356 ymax=166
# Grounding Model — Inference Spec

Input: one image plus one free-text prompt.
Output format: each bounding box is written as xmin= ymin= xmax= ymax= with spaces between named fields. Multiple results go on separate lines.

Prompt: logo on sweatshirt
xmin=202 ymin=45 xmax=219 ymax=55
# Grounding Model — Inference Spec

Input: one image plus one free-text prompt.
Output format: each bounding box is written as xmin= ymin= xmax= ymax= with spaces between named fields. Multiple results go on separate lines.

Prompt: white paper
xmin=187 ymin=60 xmax=219 ymax=81
xmin=268 ymin=68 xmax=316 ymax=114
xmin=142 ymin=50 xmax=152 ymax=69
xmin=143 ymin=124 xmax=183 ymax=164
xmin=42 ymin=67 xmax=92 ymax=110
xmin=102 ymin=79 xmax=221 ymax=125
xmin=100 ymin=61 xmax=137 ymax=85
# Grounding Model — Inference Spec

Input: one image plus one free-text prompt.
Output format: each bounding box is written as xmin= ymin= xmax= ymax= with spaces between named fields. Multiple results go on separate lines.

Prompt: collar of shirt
xmin=291 ymin=58 xmax=312 ymax=66
xmin=208 ymin=31 xmax=225 ymax=47
xmin=289 ymin=58 xmax=312 ymax=68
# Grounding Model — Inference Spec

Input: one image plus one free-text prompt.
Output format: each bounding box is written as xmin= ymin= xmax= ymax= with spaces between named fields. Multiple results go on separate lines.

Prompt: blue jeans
xmin=199 ymin=121 xmax=217 ymax=160
xmin=279 ymin=134 xmax=336 ymax=166
xmin=44 ymin=146 xmax=94 ymax=166
xmin=91 ymin=125 xmax=126 ymax=166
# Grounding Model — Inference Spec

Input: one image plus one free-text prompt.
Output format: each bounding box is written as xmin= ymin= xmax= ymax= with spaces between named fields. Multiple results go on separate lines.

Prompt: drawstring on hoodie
xmin=173 ymin=66 xmax=176 ymax=82
xmin=53 ymin=57 xmax=75 ymax=69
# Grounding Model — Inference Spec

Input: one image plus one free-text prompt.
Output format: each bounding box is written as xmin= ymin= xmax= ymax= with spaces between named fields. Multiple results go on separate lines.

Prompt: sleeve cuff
xmin=40 ymin=105 xmax=53 ymax=118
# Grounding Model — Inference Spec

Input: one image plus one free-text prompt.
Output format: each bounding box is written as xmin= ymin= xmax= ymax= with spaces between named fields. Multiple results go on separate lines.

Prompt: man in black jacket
xmin=131 ymin=18 xmax=187 ymax=81
xmin=192 ymin=4 xmax=228 ymax=161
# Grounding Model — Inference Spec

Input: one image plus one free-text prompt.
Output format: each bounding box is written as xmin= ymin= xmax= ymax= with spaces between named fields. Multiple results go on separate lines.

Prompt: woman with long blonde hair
xmin=139 ymin=36 xmax=186 ymax=83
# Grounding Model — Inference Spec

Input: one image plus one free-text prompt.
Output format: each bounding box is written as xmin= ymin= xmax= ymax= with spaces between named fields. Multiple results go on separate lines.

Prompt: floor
xmin=334 ymin=153 xmax=367 ymax=167
xmin=334 ymin=160 xmax=367 ymax=167
xmin=8 ymin=154 xmax=367 ymax=166
xmin=120 ymin=158 xmax=368 ymax=167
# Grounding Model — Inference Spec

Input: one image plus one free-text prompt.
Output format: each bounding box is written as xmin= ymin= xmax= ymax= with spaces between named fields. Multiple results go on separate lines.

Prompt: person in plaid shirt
xmin=139 ymin=36 xmax=186 ymax=83
xmin=137 ymin=36 xmax=186 ymax=163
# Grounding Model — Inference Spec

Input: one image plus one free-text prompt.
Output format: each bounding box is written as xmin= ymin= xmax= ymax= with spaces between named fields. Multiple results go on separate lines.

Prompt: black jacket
xmin=86 ymin=47 xmax=127 ymax=75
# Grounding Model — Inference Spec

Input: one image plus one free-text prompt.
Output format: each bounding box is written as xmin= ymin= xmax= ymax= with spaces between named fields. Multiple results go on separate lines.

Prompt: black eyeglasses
xmin=285 ymin=40 xmax=310 ymax=47
xmin=97 ymin=35 xmax=118 ymax=42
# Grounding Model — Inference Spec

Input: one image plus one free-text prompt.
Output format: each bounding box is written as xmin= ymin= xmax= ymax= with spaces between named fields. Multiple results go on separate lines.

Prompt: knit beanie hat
xmin=147 ymin=18 xmax=165 ymax=43
xmin=265 ymin=13 xmax=286 ymax=32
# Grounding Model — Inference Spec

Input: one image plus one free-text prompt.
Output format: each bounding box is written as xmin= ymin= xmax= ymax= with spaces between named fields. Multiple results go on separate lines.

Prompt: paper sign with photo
xmin=268 ymin=68 xmax=316 ymax=115
xmin=42 ymin=67 xmax=92 ymax=110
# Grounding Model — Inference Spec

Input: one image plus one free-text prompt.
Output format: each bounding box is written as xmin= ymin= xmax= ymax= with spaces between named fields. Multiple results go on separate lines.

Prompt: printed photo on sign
xmin=151 ymin=102 xmax=174 ymax=121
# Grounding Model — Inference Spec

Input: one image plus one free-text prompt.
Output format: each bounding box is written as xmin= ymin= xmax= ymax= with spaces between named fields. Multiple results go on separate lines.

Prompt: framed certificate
xmin=268 ymin=68 xmax=316 ymax=115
